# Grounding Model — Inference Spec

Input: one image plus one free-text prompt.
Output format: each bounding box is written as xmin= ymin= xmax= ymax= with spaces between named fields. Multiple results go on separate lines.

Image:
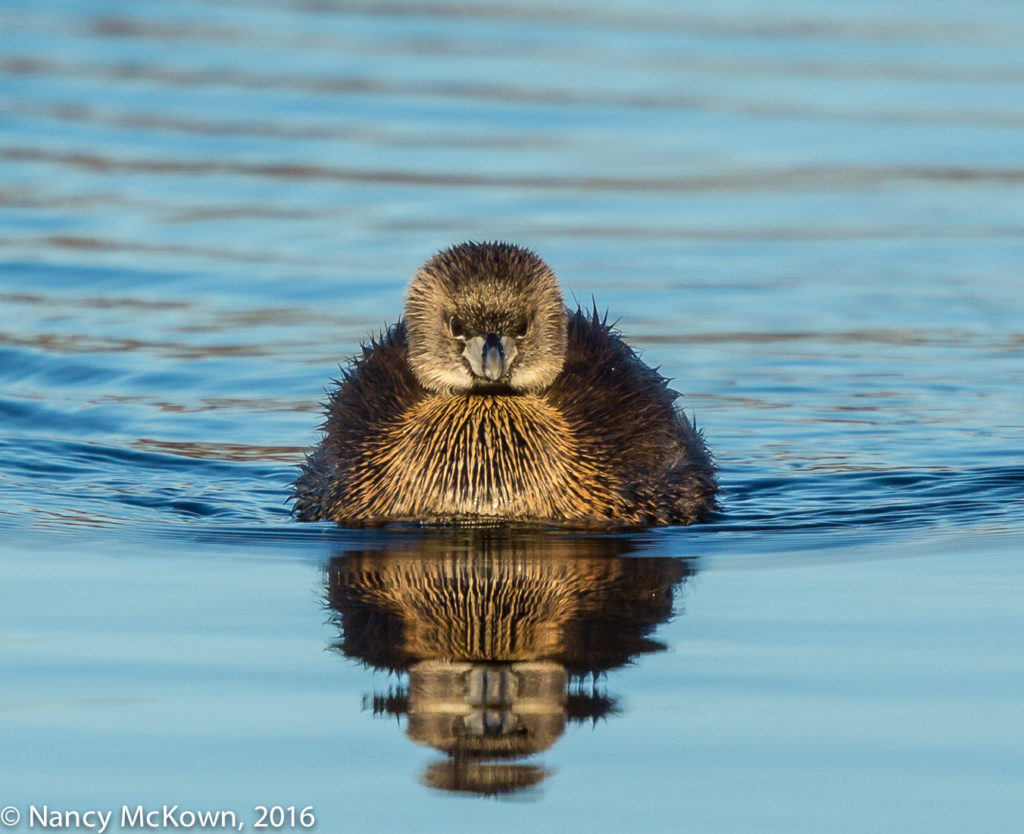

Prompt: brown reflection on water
xmin=129 ymin=438 xmax=304 ymax=462
xmin=325 ymin=531 xmax=693 ymax=797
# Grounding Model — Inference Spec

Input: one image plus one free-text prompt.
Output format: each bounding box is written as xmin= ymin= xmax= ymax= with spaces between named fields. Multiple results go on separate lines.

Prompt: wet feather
xmin=292 ymin=242 xmax=717 ymax=526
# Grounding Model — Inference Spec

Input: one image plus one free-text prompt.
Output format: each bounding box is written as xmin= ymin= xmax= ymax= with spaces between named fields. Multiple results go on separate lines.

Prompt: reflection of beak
xmin=464 ymin=334 xmax=518 ymax=382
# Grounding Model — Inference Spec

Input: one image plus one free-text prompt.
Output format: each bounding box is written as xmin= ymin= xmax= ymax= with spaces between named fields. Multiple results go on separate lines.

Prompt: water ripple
xmin=7 ymin=147 xmax=1024 ymax=191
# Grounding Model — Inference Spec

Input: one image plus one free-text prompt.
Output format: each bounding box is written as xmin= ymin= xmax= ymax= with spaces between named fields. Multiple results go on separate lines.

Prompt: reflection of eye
xmin=448 ymin=316 xmax=466 ymax=339
xmin=513 ymin=317 xmax=529 ymax=338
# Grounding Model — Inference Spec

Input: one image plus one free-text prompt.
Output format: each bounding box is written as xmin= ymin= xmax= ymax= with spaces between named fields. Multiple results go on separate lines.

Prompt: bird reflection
xmin=325 ymin=530 xmax=694 ymax=796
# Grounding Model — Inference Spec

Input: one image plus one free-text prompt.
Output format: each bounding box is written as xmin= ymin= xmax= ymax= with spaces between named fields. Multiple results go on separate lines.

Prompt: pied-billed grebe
xmin=292 ymin=242 xmax=717 ymax=526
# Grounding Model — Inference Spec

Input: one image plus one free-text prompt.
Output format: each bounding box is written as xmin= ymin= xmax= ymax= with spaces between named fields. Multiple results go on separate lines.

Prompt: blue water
xmin=2 ymin=0 xmax=1024 ymax=831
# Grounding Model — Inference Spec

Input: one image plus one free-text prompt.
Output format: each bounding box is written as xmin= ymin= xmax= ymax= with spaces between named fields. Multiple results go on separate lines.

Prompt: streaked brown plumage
xmin=292 ymin=241 xmax=717 ymax=526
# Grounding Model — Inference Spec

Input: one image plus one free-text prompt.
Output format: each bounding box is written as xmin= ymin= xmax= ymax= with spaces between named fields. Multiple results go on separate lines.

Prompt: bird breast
xmin=346 ymin=394 xmax=615 ymax=521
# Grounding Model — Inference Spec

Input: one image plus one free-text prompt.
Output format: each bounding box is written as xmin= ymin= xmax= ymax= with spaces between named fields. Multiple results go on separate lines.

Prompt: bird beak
xmin=482 ymin=333 xmax=504 ymax=380
xmin=464 ymin=334 xmax=518 ymax=382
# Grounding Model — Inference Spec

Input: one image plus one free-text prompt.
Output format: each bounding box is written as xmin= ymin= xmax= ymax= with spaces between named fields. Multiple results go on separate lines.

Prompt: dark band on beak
xmin=482 ymin=333 xmax=504 ymax=381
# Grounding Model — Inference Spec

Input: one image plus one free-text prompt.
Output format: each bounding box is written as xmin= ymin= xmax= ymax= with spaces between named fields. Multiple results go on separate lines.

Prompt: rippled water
xmin=2 ymin=1 xmax=1023 ymax=831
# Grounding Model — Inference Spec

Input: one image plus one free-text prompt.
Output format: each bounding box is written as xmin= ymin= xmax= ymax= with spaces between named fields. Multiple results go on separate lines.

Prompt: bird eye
xmin=513 ymin=317 xmax=529 ymax=338
xmin=448 ymin=316 xmax=466 ymax=339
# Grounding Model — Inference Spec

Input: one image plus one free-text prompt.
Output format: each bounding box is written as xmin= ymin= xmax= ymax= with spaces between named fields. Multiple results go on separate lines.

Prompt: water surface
xmin=2 ymin=1 xmax=1023 ymax=831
